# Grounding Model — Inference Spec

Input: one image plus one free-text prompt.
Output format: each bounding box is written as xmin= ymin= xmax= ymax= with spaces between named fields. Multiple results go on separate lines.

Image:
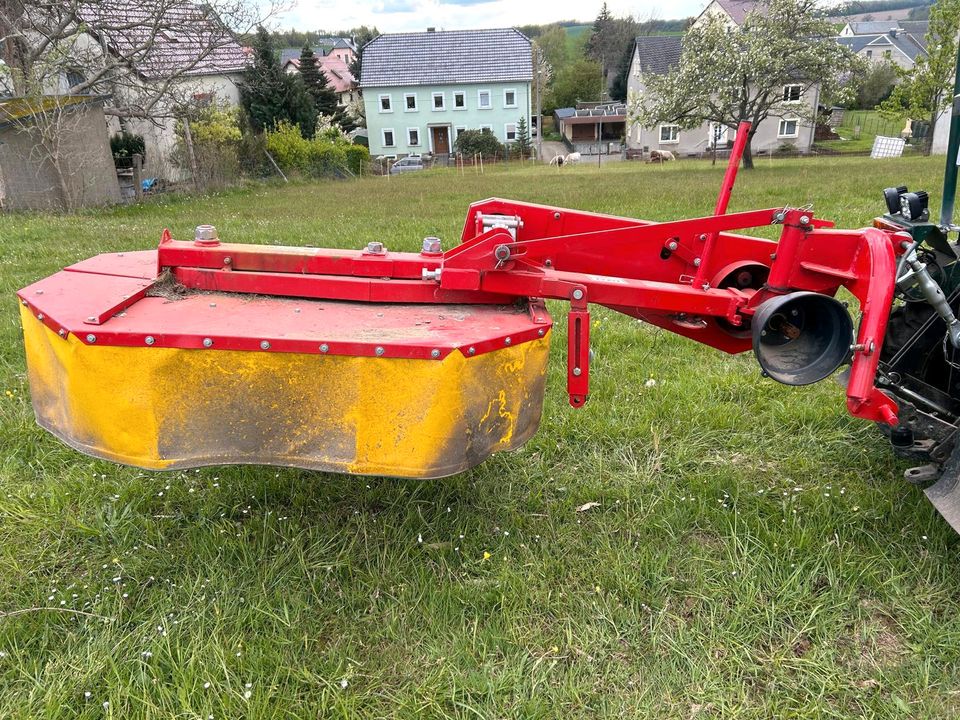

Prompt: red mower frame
xmin=78 ymin=121 xmax=903 ymax=427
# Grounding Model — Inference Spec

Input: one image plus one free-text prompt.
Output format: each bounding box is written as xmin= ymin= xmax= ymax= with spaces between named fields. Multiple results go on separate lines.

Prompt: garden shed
xmin=0 ymin=95 xmax=120 ymax=211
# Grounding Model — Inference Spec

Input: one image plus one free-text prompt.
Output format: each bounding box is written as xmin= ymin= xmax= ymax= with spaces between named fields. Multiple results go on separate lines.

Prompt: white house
xmin=626 ymin=0 xmax=819 ymax=157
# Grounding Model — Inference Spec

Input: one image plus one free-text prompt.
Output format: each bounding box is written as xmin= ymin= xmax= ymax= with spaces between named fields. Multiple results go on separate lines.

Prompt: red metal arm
xmin=143 ymin=129 xmax=900 ymax=422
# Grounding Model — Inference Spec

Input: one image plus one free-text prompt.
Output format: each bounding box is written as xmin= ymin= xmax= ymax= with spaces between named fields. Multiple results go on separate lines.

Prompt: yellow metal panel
xmin=20 ymin=305 xmax=550 ymax=478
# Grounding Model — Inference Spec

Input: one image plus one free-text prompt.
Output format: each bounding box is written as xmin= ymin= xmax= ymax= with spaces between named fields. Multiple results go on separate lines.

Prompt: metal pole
xmin=714 ymin=121 xmax=752 ymax=215
xmin=940 ymin=41 xmax=960 ymax=227
xmin=536 ymin=63 xmax=542 ymax=161
xmin=692 ymin=121 xmax=752 ymax=288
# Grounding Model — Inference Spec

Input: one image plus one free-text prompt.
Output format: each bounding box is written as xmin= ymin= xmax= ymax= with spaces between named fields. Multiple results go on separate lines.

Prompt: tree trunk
xmin=928 ymin=105 xmax=940 ymax=157
xmin=50 ymin=156 xmax=72 ymax=211
xmin=0 ymin=0 xmax=30 ymax=95
xmin=742 ymin=131 xmax=755 ymax=169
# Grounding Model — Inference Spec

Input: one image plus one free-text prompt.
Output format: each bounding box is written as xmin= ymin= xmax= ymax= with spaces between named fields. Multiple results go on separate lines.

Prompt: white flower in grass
xmin=102 ymin=701 xmax=110 ymax=710
xmin=84 ymin=691 xmax=91 ymax=700
xmin=340 ymin=678 xmax=349 ymax=689
xmin=203 ymin=682 xmax=211 ymax=689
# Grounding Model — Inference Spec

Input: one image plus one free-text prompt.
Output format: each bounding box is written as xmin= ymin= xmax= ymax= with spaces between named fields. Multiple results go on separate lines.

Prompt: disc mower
xmin=16 ymin=118 xmax=960 ymax=533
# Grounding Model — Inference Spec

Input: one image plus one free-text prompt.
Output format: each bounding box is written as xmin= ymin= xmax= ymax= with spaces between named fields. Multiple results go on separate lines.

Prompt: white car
xmin=389 ymin=157 xmax=424 ymax=175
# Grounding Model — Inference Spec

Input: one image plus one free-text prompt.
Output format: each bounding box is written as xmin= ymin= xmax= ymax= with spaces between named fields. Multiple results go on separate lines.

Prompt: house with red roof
xmin=283 ymin=55 xmax=358 ymax=106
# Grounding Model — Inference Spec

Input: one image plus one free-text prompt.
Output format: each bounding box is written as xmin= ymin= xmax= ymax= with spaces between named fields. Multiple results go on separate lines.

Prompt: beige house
xmin=626 ymin=0 xmax=818 ymax=157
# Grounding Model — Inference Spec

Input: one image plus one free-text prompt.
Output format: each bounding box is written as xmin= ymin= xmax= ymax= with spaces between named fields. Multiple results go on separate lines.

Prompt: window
xmin=505 ymin=122 xmax=517 ymax=141
xmin=479 ymin=125 xmax=494 ymax=133
xmin=379 ymin=94 xmax=393 ymax=113
xmin=66 ymin=69 xmax=86 ymax=88
xmin=454 ymin=92 xmax=466 ymax=109
xmin=478 ymin=90 xmax=492 ymax=109
xmin=455 ymin=126 xmax=466 ymax=139
xmin=708 ymin=122 xmax=728 ymax=148
xmin=503 ymin=89 xmax=517 ymax=108
xmin=883 ymin=49 xmax=892 ymax=59
xmin=866 ymin=49 xmax=873 ymax=58
xmin=407 ymin=127 xmax=420 ymax=146
xmin=382 ymin=129 xmax=396 ymax=147
xmin=404 ymin=93 xmax=418 ymax=111
xmin=782 ymin=84 xmax=802 ymax=102
xmin=778 ymin=118 xmax=799 ymax=138
xmin=432 ymin=92 xmax=445 ymax=111
xmin=659 ymin=124 xmax=680 ymax=144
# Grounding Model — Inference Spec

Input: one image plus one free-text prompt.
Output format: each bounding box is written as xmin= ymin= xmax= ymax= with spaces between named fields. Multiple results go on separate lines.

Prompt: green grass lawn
xmin=817 ymin=110 xmax=917 ymax=154
xmin=3 ymin=156 xmax=960 ymax=718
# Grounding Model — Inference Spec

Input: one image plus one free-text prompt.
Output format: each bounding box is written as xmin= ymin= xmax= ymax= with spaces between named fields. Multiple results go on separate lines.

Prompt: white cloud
xmin=277 ymin=0 xmax=707 ymax=34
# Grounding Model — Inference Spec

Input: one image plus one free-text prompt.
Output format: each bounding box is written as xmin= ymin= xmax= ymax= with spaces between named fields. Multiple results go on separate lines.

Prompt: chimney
xmin=889 ymin=28 xmax=897 ymax=37
xmin=427 ymin=27 xmax=436 ymax=32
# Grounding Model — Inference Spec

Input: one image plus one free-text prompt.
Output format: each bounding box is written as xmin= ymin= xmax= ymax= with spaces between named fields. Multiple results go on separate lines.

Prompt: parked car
xmin=389 ymin=157 xmax=424 ymax=175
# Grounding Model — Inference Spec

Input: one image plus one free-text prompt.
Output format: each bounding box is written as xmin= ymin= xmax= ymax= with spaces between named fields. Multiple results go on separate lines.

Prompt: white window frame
xmin=382 ymin=128 xmax=396 ymax=147
xmin=431 ymin=92 xmax=445 ymax=111
xmin=453 ymin=91 xmax=466 ymax=110
xmin=479 ymin=124 xmax=494 ymax=133
xmin=378 ymin=94 xmax=393 ymax=113
xmin=407 ymin=127 xmax=421 ymax=146
xmin=707 ymin=122 xmax=728 ymax=148
xmin=883 ymin=49 xmax=892 ymax=59
xmin=503 ymin=88 xmax=517 ymax=108
xmin=404 ymin=93 xmax=418 ymax=112
xmin=782 ymin=84 xmax=803 ymax=103
xmin=477 ymin=89 xmax=492 ymax=110
xmin=658 ymin=124 xmax=680 ymax=144
xmin=504 ymin=122 xmax=517 ymax=142
xmin=777 ymin=117 xmax=799 ymax=138
xmin=454 ymin=126 xmax=466 ymax=141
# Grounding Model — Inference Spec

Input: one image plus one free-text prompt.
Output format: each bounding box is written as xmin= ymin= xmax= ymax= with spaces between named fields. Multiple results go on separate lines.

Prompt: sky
xmin=275 ymin=0 xmax=711 ymax=35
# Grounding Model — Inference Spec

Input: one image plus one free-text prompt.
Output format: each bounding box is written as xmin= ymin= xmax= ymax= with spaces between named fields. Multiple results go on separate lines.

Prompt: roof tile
xmin=360 ymin=28 xmax=531 ymax=88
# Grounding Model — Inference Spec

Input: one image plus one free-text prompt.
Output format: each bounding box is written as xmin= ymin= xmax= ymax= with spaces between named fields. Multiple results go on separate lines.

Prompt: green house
xmin=360 ymin=28 xmax=532 ymax=159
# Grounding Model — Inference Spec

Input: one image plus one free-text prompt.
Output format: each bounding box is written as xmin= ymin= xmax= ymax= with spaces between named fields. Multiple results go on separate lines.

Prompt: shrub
xmin=263 ymin=121 xmax=363 ymax=177
xmin=265 ymin=121 xmax=310 ymax=171
xmin=237 ymin=132 xmax=273 ymax=177
xmin=110 ymin=131 xmax=145 ymax=163
xmin=190 ymin=105 xmax=242 ymax=145
xmin=306 ymin=141 xmax=347 ymax=177
xmin=345 ymin=144 xmax=370 ymax=175
xmin=454 ymin=129 xmax=504 ymax=157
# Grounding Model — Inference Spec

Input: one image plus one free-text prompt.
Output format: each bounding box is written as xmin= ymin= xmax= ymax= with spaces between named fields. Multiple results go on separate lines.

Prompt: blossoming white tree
xmin=634 ymin=0 xmax=857 ymax=168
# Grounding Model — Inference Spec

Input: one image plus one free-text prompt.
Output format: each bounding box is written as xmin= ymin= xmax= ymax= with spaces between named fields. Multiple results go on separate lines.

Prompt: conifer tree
xmin=240 ymin=27 xmax=315 ymax=136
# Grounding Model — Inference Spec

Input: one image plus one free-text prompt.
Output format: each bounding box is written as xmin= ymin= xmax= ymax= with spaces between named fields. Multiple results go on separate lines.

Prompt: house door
xmin=431 ymin=126 xmax=450 ymax=154
xmin=708 ymin=123 xmax=734 ymax=148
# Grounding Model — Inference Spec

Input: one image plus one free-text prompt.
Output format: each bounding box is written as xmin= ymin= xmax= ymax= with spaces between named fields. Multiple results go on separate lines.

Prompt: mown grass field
xmin=2 ymin=156 xmax=960 ymax=718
